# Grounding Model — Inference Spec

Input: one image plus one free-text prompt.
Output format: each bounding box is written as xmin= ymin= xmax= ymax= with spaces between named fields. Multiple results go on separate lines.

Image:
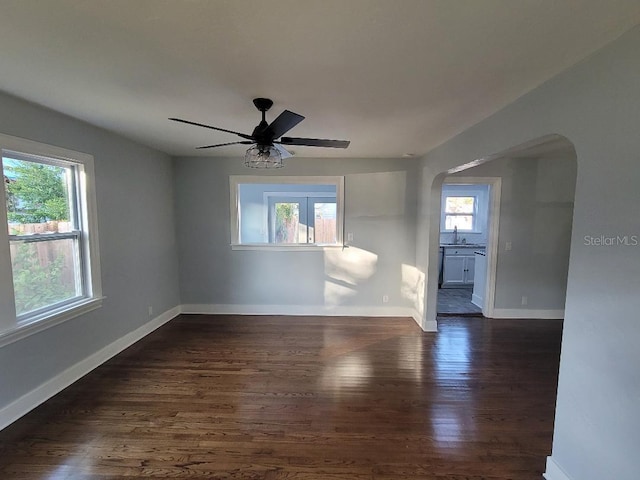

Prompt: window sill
xmin=231 ymin=244 xmax=346 ymax=251
xmin=441 ymin=229 xmax=482 ymax=234
xmin=0 ymin=296 xmax=104 ymax=348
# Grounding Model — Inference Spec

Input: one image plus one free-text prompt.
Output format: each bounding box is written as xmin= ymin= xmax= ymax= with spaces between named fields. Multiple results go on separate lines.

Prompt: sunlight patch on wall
xmin=323 ymin=280 xmax=357 ymax=307
xmin=323 ymin=247 xmax=378 ymax=306
xmin=402 ymin=263 xmax=424 ymax=315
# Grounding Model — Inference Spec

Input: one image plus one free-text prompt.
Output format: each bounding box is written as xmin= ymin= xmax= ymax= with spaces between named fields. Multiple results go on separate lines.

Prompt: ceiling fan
xmin=169 ymin=98 xmax=350 ymax=168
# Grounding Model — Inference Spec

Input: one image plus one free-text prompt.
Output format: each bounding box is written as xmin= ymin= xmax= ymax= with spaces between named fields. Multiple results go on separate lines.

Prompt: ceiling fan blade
xmin=263 ymin=110 xmax=305 ymax=139
xmin=196 ymin=141 xmax=253 ymax=150
xmin=169 ymin=117 xmax=254 ymax=140
xmin=273 ymin=143 xmax=293 ymax=159
xmin=280 ymin=137 xmax=350 ymax=148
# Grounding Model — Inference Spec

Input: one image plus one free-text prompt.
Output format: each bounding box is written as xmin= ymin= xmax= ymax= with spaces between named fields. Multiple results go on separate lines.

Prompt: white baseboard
xmin=471 ymin=293 xmax=483 ymax=308
xmin=422 ymin=319 xmax=438 ymax=332
xmin=490 ymin=308 xmax=564 ymax=319
xmin=180 ymin=304 xmax=434 ymax=331
xmin=544 ymin=456 xmax=572 ymax=480
xmin=0 ymin=306 xmax=180 ymax=432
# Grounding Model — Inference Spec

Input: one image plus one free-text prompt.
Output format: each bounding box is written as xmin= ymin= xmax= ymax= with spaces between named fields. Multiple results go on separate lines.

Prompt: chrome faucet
xmin=453 ymin=226 xmax=458 ymax=245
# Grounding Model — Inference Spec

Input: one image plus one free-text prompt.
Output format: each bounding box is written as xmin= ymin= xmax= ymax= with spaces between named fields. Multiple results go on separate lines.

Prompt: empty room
xmin=0 ymin=2 xmax=639 ymax=480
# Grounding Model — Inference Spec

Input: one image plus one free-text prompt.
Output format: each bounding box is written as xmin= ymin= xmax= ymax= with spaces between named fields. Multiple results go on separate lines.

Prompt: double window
xmin=230 ymin=176 xmax=344 ymax=248
xmin=267 ymin=194 xmax=337 ymax=244
xmin=1 ymin=134 xmax=101 ymax=342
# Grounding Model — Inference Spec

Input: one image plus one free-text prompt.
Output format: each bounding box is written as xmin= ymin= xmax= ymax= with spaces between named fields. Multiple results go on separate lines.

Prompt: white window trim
xmin=441 ymin=194 xmax=480 ymax=233
xmin=229 ymin=175 xmax=345 ymax=249
xmin=0 ymin=133 xmax=103 ymax=347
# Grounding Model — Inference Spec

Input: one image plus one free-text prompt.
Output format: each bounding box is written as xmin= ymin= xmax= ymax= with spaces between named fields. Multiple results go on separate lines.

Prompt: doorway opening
xmin=437 ymin=180 xmax=497 ymax=316
xmin=427 ymin=135 xmax=577 ymax=325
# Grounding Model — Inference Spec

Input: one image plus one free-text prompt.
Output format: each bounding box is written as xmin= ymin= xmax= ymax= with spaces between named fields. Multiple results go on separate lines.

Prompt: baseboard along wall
xmin=490 ymin=308 xmax=564 ymax=320
xmin=0 ymin=306 xmax=180 ymax=431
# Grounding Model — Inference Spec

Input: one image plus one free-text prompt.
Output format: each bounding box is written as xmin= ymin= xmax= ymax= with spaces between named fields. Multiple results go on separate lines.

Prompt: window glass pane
xmin=313 ymin=202 xmax=337 ymax=244
xmin=236 ymin=181 xmax=339 ymax=245
xmin=274 ymin=202 xmax=301 ymax=244
xmin=9 ymin=238 xmax=81 ymax=316
xmin=445 ymin=196 xmax=475 ymax=214
xmin=445 ymin=215 xmax=474 ymax=231
xmin=4 ymin=158 xmax=74 ymax=235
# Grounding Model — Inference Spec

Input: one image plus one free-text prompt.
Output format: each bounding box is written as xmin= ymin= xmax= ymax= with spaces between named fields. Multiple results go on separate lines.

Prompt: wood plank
xmin=0 ymin=315 xmax=562 ymax=479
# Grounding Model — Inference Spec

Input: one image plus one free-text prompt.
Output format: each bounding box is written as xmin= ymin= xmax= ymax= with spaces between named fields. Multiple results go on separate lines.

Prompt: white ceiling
xmin=0 ymin=1 xmax=639 ymax=158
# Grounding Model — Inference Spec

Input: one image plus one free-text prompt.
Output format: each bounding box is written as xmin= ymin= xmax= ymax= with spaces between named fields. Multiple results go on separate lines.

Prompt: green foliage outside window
xmin=275 ymin=202 xmax=299 ymax=243
xmin=4 ymin=159 xmax=77 ymax=314
xmin=5 ymin=160 xmax=69 ymax=223
xmin=11 ymin=242 xmax=76 ymax=315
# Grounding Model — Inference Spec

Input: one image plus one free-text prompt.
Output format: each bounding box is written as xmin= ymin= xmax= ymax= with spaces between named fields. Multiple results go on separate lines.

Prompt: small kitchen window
xmin=443 ymin=195 xmax=477 ymax=231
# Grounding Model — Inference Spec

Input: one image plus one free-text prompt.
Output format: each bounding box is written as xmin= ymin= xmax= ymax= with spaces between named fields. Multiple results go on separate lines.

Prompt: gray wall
xmin=174 ymin=157 xmax=419 ymax=311
xmin=451 ymin=154 xmax=576 ymax=311
xmin=0 ymin=93 xmax=180 ymax=409
xmin=417 ymin=25 xmax=640 ymax=480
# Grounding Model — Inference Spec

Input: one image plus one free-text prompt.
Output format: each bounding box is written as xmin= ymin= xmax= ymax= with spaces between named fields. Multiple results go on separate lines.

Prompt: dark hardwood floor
xmin=0 ymin=315 xmax=562 ymax=479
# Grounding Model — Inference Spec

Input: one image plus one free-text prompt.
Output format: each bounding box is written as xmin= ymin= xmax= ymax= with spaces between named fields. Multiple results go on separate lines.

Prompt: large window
xmin=230 ymin=176 xmax=344 ymax=248
xmin=1 ymin=134 xmax=101 ymax=342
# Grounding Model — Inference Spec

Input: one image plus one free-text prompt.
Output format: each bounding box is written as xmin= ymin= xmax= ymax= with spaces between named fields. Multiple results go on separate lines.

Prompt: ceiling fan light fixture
xmin=244 ymin=144 xmax=283 ymax=169
xmin=170 ymin=97 xmax=349 ymax=163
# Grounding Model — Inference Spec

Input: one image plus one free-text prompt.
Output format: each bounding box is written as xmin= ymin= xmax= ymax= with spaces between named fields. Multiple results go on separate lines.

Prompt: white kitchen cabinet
xmin=442 ymin=246 xmax=480 ymax=287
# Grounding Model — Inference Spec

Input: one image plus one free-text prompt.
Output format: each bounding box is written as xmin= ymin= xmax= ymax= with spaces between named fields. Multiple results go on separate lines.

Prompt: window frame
xmin=0 ymin=134 xmax=103 ymax=347
xmin=229 ymin=175 xmax=345 ymax=250
xmin=441 ymin=194 xmax=479 ymax=232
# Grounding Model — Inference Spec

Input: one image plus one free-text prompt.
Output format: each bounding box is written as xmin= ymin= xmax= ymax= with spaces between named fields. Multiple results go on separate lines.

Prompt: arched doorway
xmin=422 ymin=134 xmax=578 ymax=328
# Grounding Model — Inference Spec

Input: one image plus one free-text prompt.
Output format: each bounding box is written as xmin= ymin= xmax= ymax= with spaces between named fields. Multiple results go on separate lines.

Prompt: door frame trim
xmin=443 ymin=177 xmax=502 ymax=317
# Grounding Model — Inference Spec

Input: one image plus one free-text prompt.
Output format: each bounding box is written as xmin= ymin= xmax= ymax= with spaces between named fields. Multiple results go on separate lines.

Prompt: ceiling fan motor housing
xmin=252 ymin=98 xmax=274 ymax=144
xmin=253 ymin=98 xmax=274 ymax=112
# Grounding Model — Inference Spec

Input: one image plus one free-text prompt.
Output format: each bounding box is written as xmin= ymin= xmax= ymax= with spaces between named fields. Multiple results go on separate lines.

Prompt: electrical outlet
xmin=148 ymin=305 xmax=153 ymax=316
xmin=382 ymin=295 xmax=389 ymax=303
xmin=521 ymin=296 xmax=528 ymax=306
xmin=347 ymin=232 xmax=354 ymax=242
xmin=505 ymin=241 xmax=512 ymax=251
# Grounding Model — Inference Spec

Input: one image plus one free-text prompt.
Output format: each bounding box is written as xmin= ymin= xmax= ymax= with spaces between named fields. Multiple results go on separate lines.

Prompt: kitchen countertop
xmin=440 ymin=243 xmax=486 ymax=248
